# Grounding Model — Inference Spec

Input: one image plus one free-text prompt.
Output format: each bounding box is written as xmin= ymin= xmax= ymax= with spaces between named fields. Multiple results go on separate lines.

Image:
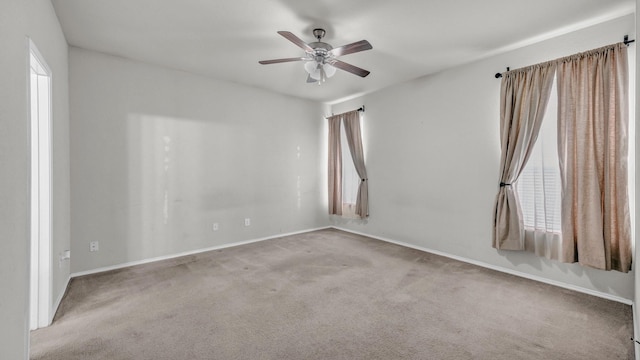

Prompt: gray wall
xmin=69 ymin=47 xmax=327 ymax=273
xmin=330 ymin=14 xmax=636 ymax=301
xmin=0 ymin=0 xmax=70 ymax=358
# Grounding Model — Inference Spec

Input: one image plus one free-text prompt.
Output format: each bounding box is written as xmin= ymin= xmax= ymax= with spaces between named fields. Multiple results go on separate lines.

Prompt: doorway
xmin=29 ymin=39 xmax=52 ymax=330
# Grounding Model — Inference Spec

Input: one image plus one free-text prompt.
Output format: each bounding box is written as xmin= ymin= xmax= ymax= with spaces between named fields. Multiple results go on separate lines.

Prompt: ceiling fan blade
xmin=259 ymin=57 xmax=307 ymax=65
xmin=329 ymin=40 xmax=372 ymax=57
xmin=277 ymin=31 xmax=314 ymax=52
xmin=331 ymin=60 xmax=371 ymax=77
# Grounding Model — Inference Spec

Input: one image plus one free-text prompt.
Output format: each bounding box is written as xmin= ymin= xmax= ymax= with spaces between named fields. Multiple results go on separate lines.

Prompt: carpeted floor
xmin=30 ymin=229 xmax=633 ymax=359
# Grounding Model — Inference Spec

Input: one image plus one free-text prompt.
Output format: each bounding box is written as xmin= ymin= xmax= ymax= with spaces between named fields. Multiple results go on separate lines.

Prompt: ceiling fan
xmin=259 ymin=28 xmax=372 ymax=84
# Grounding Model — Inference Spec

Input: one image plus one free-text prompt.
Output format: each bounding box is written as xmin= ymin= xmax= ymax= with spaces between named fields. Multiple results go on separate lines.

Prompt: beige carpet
xmin=30 ymin=229 xmax=633 ymax=359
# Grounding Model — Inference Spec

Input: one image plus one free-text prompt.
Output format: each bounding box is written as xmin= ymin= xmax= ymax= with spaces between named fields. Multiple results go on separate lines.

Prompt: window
xmin=515 ymin=78 xmax=562 ymax=233
xmin=496 ymin=43 xmax=632 ymax=271
xmin=340 ymin=118 xmax=361 ymax=206
xmin=327 ymin=109 xmax=368 ymax=218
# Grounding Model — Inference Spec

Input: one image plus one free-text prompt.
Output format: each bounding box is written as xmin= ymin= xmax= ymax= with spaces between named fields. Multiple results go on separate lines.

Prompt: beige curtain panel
xmin=556 ymin=43 xmax=631 ymax=272
xmin=493 ymin=62 xmax=556 ymax=250
xmin=343 ymin=110 xmax=369 ymax=218
xmin=327 ymin=115 xmax=342 ymax=215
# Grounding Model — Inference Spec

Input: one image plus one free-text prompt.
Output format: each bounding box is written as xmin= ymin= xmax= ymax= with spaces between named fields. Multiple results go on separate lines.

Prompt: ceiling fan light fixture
xmin=304 ymin=61 xmax=336 ymax=82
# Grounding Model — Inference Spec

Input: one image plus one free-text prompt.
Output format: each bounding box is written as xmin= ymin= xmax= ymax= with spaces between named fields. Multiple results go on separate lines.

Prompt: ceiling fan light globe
xmin=310 ymin=69 xmax=321 ymax=80
xmin=324 ymin=64 xmax=336 ymax=78
xmin=304 ymin=61 xmax=322 ymax=80
xmin=303 ymin=61 xmax=316 ymax=74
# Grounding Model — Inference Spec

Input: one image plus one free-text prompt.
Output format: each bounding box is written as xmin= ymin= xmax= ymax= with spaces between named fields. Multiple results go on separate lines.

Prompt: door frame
xmin=28 ymin=38 xmax=53 ymax=330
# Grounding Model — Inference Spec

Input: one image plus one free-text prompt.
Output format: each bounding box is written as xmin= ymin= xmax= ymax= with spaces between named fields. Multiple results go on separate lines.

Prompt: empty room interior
xmin=3 ymin=0 xmax=640 ymax=359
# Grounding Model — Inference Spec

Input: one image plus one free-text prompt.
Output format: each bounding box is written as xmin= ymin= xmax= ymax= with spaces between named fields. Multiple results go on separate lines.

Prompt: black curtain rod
xmin=327 ymin=106 xmax=365 ymax=118
xmin=494 ymin=35 xmax=634 ymax=79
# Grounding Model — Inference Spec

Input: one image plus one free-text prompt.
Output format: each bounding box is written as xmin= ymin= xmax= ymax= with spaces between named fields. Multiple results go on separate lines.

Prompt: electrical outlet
xmin=90 ymin=241 xmax=99 ymax=252
xmin=213 ymin=223 xmax=219 ymax=231
xmin=244 ymin=218 xmax=251 ymax=226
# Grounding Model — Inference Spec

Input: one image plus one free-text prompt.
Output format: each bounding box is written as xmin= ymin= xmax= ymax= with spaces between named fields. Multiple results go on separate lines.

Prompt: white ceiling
xmin=51 ymin=0 xmax=634 ymax=104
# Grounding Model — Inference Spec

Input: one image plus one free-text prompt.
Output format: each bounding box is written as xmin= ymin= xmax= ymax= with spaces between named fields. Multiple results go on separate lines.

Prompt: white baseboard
xmin=71 ymin=227 xmax=332 ymax=278
xmin=331 ymin=226 xmax=633 ymax=305
xmin=69 ymin=224 xmax=631 ymax=306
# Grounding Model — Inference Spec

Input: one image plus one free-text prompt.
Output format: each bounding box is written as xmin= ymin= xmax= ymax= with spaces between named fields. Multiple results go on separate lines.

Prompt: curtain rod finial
xmin=624 ymin=35 xmax=635 ymax=46
xmin=495 ymin=67 xmax=509 ymax=79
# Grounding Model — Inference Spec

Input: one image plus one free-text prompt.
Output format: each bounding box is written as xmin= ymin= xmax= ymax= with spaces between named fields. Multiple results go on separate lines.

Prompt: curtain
xmin=556 ymin=43 xmax=631 ymax=272
xmin=342 ymin=110 xmax=369 ymax=218
xmin=327 ymin=115 xmax=342 ymax=215
xmin=493 ymin=62 xmax=556 ymax=250
xmin=517 ymin=79 xmax=564 ymax=260
xmin=340 ymin=122 xmax=361 ymax=218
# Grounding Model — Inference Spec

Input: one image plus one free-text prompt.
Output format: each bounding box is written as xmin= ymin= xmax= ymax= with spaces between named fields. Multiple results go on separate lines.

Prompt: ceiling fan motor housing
xmin=308 ymin=44 xmax=332 ymax=64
